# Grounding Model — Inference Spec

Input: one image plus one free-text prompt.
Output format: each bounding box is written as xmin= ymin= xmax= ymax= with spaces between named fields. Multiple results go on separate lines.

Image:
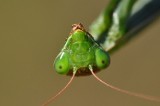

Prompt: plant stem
xmin=103 ymin=0 xmax=137 ymax=51
xmin=89 ymin=0 xmax=120 ymax=40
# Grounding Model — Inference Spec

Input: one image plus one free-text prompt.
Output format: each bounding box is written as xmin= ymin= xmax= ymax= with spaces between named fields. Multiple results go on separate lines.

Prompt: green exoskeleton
xmin=42 ymin=1 xmax=160 ymax=105
xmin=54 ymin=23 xmax=110 ymax=76
xmin=42 ymin=24 xmax=110 ymax=106
xmin=42 ymin=24 xmax=160 ymax=106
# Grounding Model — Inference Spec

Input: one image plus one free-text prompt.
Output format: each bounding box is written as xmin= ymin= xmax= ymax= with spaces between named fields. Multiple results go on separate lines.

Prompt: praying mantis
xmin=42 ymin=0 xmax=160 ymax=106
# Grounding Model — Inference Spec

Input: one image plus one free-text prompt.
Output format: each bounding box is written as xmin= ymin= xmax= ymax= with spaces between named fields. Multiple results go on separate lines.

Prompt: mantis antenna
xmin=89 ymin=65 xmax=160 ymax=103
xmin=42 ymin=71 xmax=76 ymax=106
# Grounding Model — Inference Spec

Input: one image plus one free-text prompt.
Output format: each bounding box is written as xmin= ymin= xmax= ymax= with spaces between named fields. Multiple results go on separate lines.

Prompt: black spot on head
xmin=59 ymin=65 xmax=62 ymax=69
xmin=102 ymin=60 xmax=105 ymax=64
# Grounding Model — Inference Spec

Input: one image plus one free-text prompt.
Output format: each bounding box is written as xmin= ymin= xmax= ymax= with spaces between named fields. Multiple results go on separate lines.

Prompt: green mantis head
xmin=54 ymin=23 xmax=110 ymax=76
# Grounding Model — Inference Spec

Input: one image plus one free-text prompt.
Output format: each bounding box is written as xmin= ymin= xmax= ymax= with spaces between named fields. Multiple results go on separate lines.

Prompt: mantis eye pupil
xmin=59 ymin=66 xmax=62 ymax=69
xmin=102 ymin=60 xmax=105 ymax=64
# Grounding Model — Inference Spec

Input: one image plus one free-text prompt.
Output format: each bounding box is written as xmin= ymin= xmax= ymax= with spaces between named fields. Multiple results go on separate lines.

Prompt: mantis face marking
xmin=54 ymin=23 xmax=110 ymax=76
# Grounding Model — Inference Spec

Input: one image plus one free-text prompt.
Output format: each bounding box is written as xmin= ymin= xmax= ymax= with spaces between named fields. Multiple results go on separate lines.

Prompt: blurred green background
xmin=0 ymin=0 xmax=160 ymax=106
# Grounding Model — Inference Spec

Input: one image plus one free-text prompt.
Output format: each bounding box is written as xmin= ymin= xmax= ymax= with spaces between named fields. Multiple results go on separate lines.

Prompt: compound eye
xmin=95 ymin=48 xmax=110 ymax=69
xmin=54 ymin=52 xmax=70 ymax=74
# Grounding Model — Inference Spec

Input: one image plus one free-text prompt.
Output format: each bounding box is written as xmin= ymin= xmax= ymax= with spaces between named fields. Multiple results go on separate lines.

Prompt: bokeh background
xmin=0 ymin=0 xmax=160 ymax=106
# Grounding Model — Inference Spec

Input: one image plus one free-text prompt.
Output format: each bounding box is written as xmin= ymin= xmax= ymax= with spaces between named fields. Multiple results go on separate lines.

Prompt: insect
xmin=54 ymin=23 xmax=110 ymax=76
xmin=42 ymin=23 xmax=160 ymax=106
xmin=42 ymin=0 xmax=160 ymax=105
